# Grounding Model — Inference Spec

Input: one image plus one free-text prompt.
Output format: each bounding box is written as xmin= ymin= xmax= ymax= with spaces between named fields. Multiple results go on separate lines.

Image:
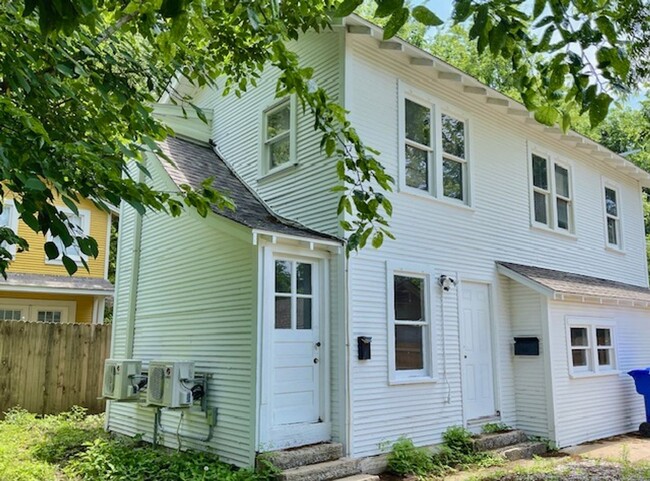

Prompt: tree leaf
xmin=534 ymin=105 xmax=559 ymax=125
xmin=595 ymin=16 xmax=616 ymax=44
xmin=61 ymin=255 xmax=78 ymax=275
xmin=335 ymin=0 xmax=364 ymax=17
xmin=533 ymin=0 xmax=546 ymax=18
xmin=411 ymin=6 xmax=443 ymax=26
xmin=383 ymin=7 xmax=409 ymax=40
xmin=589 ymin=93 xmax=613 ymax=127
xmin=44 ymin=241 xmax=60 ymax=260
xmin=374 ymin=0 xmax=403 ymax=18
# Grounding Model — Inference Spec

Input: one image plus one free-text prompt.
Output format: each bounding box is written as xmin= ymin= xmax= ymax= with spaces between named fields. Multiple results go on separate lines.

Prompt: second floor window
xmin=262 ymin=98 xmax=296 ymax=175
xmin=604 ymin=185 xmax=621 ymax=248
xmin=530 ymin=149 xmax=573 ymax=233
xmin=47 ymin=209 xmax=90 ymax=263
xmin=0 ymin=201 xmax=18 ymax=257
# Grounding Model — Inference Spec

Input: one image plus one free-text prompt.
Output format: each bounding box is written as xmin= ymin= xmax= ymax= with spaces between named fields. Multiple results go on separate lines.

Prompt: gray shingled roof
xmin=159 ymin=137 xmax=341 ymax=242
xmin=497 ymin=262 xmax=650 ymax=303
xmin=0 ymin=272 xmax=114 ymax=294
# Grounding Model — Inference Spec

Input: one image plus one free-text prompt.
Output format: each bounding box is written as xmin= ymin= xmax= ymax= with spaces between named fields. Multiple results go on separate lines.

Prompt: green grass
xmin=0 ymin=407 xmax=266 ymax=481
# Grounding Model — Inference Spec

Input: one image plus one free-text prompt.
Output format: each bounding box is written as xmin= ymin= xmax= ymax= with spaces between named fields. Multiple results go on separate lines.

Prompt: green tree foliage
xmin=0 ymin=0 xmax=648 ymax=275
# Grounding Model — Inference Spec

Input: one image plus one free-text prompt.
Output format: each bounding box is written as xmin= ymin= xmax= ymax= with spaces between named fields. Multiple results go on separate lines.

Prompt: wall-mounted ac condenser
xmin=103 ymin=359 xmax=142 ymax=401
xmin=146 ymin=361 xmax=194 ymax=408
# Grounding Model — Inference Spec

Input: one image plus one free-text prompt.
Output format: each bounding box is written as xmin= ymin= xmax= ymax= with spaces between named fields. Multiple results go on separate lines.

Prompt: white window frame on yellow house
xmin=0 ymin=200 xmax=19 ymax=258
xmin=45 ymin=207 xmax=91 ymax=265
xmin=0 ymin=298 xmax=76 ymax=323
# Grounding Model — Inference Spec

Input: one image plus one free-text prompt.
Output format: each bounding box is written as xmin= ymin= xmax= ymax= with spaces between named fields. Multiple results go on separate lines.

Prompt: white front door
xmin=460 ymin=282 xmax=496 ymax=421
xmin=261 ymin=253 xmax=329 ymax=450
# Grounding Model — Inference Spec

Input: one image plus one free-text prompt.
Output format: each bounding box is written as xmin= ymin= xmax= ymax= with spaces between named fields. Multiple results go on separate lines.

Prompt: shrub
xmin=386 ymin=437 xmax=436 ymax=477
xmin=482 ymin=423 xmax=512 ymax=435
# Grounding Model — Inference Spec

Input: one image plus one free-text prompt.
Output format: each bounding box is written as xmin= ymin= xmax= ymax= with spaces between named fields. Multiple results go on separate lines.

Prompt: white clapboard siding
xmin=193 ymin=30 xmax=344 ymax=236
xmin=344 ymin=33 xmax=648 ymax=457
xmin=107 ymin=157 xmax=257 ymax=467
xmin=548 ymin=300 xmax=650 ymax=448
xmin=509 ymin=281 xmax=551 ymax=438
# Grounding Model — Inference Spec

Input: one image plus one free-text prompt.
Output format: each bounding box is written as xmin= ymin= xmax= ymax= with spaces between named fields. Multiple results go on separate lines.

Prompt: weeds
xmin=481 ymin=423 xmax=512 ymax=435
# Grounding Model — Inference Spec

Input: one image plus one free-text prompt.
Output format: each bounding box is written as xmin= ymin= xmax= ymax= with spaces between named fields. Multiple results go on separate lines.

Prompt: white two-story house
xmin=107 ymin=14 xmax=650 ymax=470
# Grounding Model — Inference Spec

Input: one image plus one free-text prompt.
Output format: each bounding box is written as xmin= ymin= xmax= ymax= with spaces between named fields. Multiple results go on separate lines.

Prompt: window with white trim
xmin=262 ymin=98 xmax=296 ymax=175
xmin=400 ymin=87 xmax=470 ymax=205
xmin=567 ymin=319 xmax=616 ymax=375
xmin=604 ymin=185 xmax=621 ymax=248
xmin=388 ymin=263 xmax=435 ymax=383
xmin=47 ymin=208 xmax=90 ymax=263
xmin=530 ymin=149 xmax=573 ymax=233
xmin=274 ymin=259 xmax=314 ymax=330
xmin=0 ymin=201 xmax=19 ymax=257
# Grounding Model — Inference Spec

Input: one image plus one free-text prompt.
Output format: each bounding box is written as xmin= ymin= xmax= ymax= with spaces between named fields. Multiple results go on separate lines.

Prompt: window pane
xmin=269 ymin=136 xmax=290 ymax=168
xmin=596 ymin=328 xmax=612 ymax=346
xmin=441 ymin=114 xmax=465 ymax=159
xmin=275 ymin=261 xmax=291 ymax=293
xmin=607 ymin=217 xmax=618 ymax=245
xmin=534 ymin=192 xmax=548 ymax=225
xmin=297 ymin=263 xmax=312 ymax=295
xmin=557 ymin=198 xmax=569 ymax=230
xmin=297 ymin=298 xmax=312 ymax=330
xmin=13 ymin=310 xmax=21 ymax=320
xmin=267 ymin=105 xmax=290 ymax=139
xmin=0 ymin=206 xmax=11 ymax=227
xmin=394 ymin=276 xmax=424 ymax=321
xmin=37 ymin=311 xmax=45 ymax=322
xmin=395 ymin=325 xmax=424 ymax=371
xmin=274 ymin=297 xmax=291 ymax=329
xmin=443 ymin=158 xmax=463 ymax=200
xmin=532 ymin=154 xmax=548 ymax=190
xmin=52 ymin=311 xmax=61 ymax=323
xmin=570 ymin=327 xmax=588 ymax=347
xmin=572 ymin=349 xmax=588 ymax=367
xmin=598 ymin=349 xmax=611 ymax=366
xmin=555 ymin=165 xmax=570 ymax=198
xmin=405 ymin=145 xmax=428 ymax=190
xmin=605 ymin=188 xmax=617 ymax=216
xmin=405 ymin=99 xmax=430 ymax=146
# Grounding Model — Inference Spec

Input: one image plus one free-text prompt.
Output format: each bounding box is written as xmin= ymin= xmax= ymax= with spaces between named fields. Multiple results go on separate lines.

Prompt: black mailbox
xmin=514 ymin=337 xmax=539 ymax=356
xmin=358 ymin=336 xmax=372 ymax=360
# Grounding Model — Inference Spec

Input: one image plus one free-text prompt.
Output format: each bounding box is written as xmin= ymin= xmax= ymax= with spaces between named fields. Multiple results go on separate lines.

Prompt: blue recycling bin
xmin=628 ymin=369 xmax=650 ymax=435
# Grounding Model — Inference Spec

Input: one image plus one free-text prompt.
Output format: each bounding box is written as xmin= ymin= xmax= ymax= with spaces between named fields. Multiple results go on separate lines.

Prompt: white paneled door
xmin=260 ymin=252 xmax=329 ymax=450
xmin=461 ymin=282 xmax=496 ymax=421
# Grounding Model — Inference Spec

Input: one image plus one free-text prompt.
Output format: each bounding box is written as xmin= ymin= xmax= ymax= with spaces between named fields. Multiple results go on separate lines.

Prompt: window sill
xmin=257 ymin=162 xmax=299 ymax=183
xmin=388 ymin=375 xmax=437 ymax=386
xmin=399 ymin=188 xmax=475 ymax=212
xmin=569 ymin=369 xmax=620 ymax=379
xmin=605 ymin=245 xmax=625 ymax=255
xmin=530 ymin=224 xmax=577 ymax=240
xmin=45 ymin=258 xmax=84 ymax=266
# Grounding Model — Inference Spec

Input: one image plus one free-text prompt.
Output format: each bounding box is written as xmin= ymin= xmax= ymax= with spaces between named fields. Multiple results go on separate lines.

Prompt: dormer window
xmin=261 ymin=98 xmax=296 ymax=176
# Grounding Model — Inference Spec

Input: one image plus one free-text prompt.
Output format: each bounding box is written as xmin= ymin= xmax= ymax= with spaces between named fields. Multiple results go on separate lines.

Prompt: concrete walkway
xmin=561 ymin=433 xmax=650 ymax=463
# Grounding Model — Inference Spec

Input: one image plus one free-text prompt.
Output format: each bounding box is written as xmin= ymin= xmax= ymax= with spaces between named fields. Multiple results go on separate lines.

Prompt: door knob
xmin=313 ymin=358 xmax=319 ymax=364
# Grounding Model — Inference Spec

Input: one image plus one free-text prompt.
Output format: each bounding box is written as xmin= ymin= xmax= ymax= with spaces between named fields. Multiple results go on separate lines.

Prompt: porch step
xmin=333 ymin=475 xmax=380 ymax=481
xmin=279 ymin=457 xmax=361 ymax=481
xmin=494 ymin=441 xmax=548 ymax=461
xmin=262 ymin=443 xmax=344 ymax=471
xmin=471 ymin=429 xmax=528 ymax=451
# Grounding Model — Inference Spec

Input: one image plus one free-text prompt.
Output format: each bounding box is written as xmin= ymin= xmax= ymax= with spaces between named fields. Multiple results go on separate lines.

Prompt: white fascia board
xmin=252 ymin=229 xmax=343 ymax=249
xmin=0 ymin=284 xmax=113 ymax=297
xmin=496 ymin=264 xmax=556 ymax=298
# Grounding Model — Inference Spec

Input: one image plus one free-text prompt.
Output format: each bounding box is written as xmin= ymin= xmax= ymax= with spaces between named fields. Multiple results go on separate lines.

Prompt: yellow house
xmin=0 ymin=197 xmax=114 ymax=324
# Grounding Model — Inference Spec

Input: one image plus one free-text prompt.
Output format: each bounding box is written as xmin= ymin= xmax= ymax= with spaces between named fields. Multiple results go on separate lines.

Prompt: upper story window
xmin=0 ymin=201 xmax=19 ymax=257
xmin=603 ymin=183 xmax=621 ymax=249
xmin=47 ymin=208 xmax=91 ymax=263
xmin=400 ymin=84 xmax=470 ymax=205
xmin=529 ymin=147 xmax=573 ymax=234
xmin=567 ymin=318 xmax=617 ymax=376
xmin=261 ymin=98 xmax=296 ymax=176
xmin=387 ymin=261 xmax=436 ymax=384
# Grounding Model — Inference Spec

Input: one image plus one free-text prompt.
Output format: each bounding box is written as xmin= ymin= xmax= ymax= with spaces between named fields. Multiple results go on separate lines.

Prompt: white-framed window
xmin=528 ymin=145 xmax=574 ymax=233
xmin=261 ymin=97 xmax=297 ymax=176
xmin=46 ymin=208 xmax=91 ymax=264
xmin=0 ymin=298 xmax=74 ymax=323
xmin=399 ymin=83 xmax=471 ymax=205
xmin=603 ymin=181 xmax=622 ymax=249
xmin=0 ymin=200 xmax=19 ymax=257
xmin=274 ymin=258 xmax=315 ymax=330
xmin=566 ymin=318 xmax=617 ymax=376
xmin=387 ymin=262 xmax=436 ymax=384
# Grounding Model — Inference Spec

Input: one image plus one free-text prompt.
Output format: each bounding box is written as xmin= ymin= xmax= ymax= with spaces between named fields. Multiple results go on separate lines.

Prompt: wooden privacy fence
xmin=0 ymin=321 xmax=111 ymax=416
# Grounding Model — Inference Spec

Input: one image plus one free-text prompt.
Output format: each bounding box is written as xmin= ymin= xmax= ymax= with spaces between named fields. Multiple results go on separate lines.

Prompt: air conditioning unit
xmin=146 ymin=361 xmax=194 ymax=408
xmin=103 ymin=359 xmax=142 ymax=401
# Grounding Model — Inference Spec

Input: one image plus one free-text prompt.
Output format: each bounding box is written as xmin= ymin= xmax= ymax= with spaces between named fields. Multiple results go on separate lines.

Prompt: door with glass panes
xmin=263 ymin=254 xmax=329 ymax=449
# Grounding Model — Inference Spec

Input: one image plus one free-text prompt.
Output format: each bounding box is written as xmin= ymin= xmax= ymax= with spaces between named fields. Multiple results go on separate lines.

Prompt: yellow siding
xmin=0 ymin=292 xmax=95 ymax=323
xmin=8 ymin=197 xmax=110 ymax=279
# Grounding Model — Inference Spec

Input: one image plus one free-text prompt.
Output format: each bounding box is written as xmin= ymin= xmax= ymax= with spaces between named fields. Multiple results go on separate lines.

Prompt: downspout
xmin=125 ymin=163 xmax=145 ymax=359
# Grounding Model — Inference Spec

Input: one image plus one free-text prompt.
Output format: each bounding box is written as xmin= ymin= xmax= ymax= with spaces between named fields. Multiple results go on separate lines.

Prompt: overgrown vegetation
xmin=0 ymin=407 xmax=267 ymax=481
xmin=386 ymin=426 xmax=504 ymax=479
xmin=482 ymin=423 xmax=512 ymax=435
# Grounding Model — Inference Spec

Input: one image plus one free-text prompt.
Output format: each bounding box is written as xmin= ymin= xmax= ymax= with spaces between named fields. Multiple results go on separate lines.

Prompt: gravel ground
xmin=479 ymin=459 xmax=650 ymax=481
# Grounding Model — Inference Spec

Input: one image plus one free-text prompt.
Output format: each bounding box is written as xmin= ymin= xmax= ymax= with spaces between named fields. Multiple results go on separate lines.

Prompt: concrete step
xmin=261 ymin=443 xmax=344 ymax=471
xmin=472 ymin=430 xmax=528 ymax=451
xmin=494 ymin=441 xmax=548 ymax=461
xmin=333 ymin=475 xmax=380 ymax=481
xmin=280 ymin=457 xmax=361 ymax=481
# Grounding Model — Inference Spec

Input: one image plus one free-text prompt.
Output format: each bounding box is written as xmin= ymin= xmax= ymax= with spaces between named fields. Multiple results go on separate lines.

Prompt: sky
xmin=423 ymin=0 xmax=647 ymax=108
